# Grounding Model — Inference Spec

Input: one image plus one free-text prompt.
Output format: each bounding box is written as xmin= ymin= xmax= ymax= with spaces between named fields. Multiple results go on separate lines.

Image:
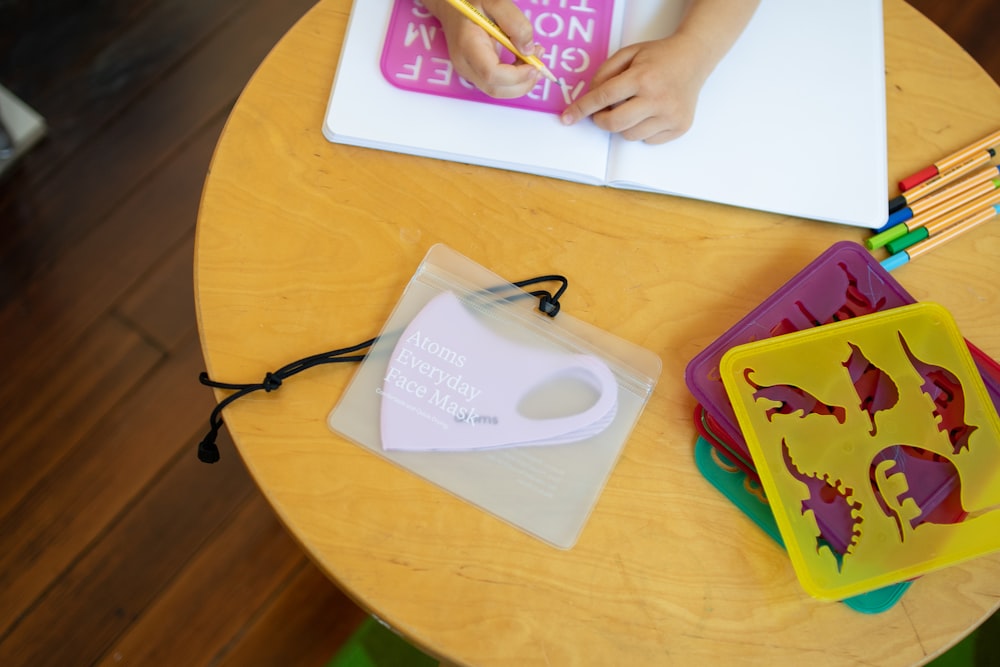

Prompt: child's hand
xmin=424 ymin=0 xmax=542 ymax=98
xmin=560 ymin=34 xmax=714 ymax=144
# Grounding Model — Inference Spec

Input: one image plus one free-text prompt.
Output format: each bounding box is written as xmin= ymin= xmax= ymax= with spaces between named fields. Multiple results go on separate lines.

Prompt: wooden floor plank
xmin=115 ymin=232 xmax=198 ymax=352
xmin=0 ymin=113 xmax=219 ymax=417
xmin=0 ymin=0 xmax=244 ymax=187
xmin=0 ymin=429 xmax=253 ymax=667
xmin=0 ymin=334 xmax=224 ymax=638
xmin=0 ymin=0 xmax=319 ymax=304
xmin=93 ymin=492 xmax=306 ymax=667
xmin=214 ymin=560 xmax=368 ymax=667
xmin=0 ymin=317 xmax=163 ymax=520
xmin=0 ymin=1 xmax=158 ymax=97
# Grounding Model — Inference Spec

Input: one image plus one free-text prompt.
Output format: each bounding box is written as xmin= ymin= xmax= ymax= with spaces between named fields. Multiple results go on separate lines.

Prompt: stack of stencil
xmin=684 ymin=240 xmax=1000 ymax=610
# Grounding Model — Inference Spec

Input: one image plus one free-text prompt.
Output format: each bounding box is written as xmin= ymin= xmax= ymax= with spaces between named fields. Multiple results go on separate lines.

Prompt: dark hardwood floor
xmin=0 ymin=1 xmax=997 ymax=665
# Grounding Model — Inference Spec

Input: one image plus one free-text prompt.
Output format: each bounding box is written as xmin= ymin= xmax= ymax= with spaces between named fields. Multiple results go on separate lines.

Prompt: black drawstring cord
xmin=198 ymin=338 xmax=376 ymax=463
xmin=517 ymin=274 xmax=567 ymax=317
xmin=197 ymin=275 xmax=568 ymax=463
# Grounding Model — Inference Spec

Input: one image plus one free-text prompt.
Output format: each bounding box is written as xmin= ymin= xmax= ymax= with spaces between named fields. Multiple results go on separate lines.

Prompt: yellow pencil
xmin=441 ymin=0 xmax=558 ymax=83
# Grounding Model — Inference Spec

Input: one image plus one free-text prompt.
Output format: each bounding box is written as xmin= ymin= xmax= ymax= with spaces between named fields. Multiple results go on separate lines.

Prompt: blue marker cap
xmin=880 ymin=251 xmax=910 ymax=272
xmin=885 ymin=206 xmax=914 ymax=227
xmin=874 ymin=217 xmax=897 ymax=234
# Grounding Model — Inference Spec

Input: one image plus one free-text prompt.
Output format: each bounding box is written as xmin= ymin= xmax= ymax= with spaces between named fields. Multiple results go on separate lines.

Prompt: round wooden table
xmin=195 ymin=1 xmax=1000 ymax=664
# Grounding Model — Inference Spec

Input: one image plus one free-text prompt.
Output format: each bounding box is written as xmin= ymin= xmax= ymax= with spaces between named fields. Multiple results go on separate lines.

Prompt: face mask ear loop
xmin=197 ymin=275 xmax=569 ymax=463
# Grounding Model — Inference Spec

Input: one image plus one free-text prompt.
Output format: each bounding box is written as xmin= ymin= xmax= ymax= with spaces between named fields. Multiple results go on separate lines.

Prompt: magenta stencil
xmin=380 ymin=0 xmax=615 ymax=114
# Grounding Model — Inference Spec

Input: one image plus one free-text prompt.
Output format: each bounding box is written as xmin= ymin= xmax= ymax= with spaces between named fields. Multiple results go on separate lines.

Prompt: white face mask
xmin=379 ymin=291 xmax=618 ymax=451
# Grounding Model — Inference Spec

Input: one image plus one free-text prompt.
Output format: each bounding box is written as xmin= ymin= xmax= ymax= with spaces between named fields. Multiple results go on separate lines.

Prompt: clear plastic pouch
xmin=327 ymin=244 xmax=661 ymax=548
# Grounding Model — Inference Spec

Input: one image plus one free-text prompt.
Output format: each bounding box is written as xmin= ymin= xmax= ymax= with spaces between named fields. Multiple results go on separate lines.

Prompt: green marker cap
xmin=866 ymin=222 xmax=909 ymax=250
xmin=885 ymin=226 xmax=929 ymax=255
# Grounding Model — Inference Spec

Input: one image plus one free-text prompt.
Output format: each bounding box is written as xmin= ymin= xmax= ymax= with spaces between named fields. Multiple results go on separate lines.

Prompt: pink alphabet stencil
xmin=380 ymin=0 xmax=615 ymax=114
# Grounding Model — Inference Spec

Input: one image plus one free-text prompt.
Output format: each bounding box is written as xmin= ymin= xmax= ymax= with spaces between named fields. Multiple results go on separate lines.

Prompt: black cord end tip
xmin=198 ymin=436 xmax=220 ymax=464
xmin=538 ymin=295 xmax=560 ymax=317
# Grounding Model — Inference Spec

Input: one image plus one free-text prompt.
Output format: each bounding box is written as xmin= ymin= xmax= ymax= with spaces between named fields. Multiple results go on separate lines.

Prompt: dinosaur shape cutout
xmin=899 ymin=333 xmax=978 ymax=454
xmin=869 ymin=445 xmax=967 ymax=542
xmin=782 ymin=438 xmax=862 ymax=567
xmin=790 ymin=261 xmax=890 ymax=330
xmin=744 ymin=368 xmax=847 ymax=424
xmin=842 ymin=342 xmax=899 ymax=436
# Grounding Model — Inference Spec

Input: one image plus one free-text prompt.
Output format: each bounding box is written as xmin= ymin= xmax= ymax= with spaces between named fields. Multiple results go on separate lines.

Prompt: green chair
xmin=926 ymin=609 xmax=999 ymax=667
xmin=328 ymin=616 xmax=439 ymax=667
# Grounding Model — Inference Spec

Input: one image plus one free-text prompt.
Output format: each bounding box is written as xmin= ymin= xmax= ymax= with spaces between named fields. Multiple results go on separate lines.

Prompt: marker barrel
xmin=934 ymin=129 xmax=1000 ymax=174
xmin=898 ymin=129 xmax=1000 ymax=192
xmin=868 ymin=184 xmax=1000 ymax=250
xmin=907 ymin=205 xmax=1000 ymax=260
xmin=905 ymin=165 xmax=1000 ymax=219
xmin=920 ymin=189 xmax=1000 ymax=236
xmin=900 ymin=151 xmax=996 ymax=204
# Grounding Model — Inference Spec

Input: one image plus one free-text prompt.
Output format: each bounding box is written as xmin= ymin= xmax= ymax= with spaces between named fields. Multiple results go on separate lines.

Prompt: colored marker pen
xmin=868 ymin=181 xmax=1000 ymax=250
xmin=881 ymin=203 xmax=1000 ymax=271
xmin=888 ymin=149 xmax=996 ymax=214
xmin=898 ymin=128 xmax=1000 ymax=191
xmin=884 ymin=165 xmax=1000 ymax=228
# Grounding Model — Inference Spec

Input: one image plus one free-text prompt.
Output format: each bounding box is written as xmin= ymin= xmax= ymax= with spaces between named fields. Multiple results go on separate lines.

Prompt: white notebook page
xmin=607 ymin=0 xmax=888 ymax=227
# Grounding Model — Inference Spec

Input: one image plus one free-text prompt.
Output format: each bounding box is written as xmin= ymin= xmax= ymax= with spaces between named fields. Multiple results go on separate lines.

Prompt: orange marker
xmin=899 ymin=128 xmax=1000 ymax=191
xmin=908 ymin=165 xmax=999 ymax=216
xmin=881 ymin=202 xmax=1000 ymax=271
xmin=887 ymin=149 xmax=996 ymax=214
xmin=871 ymin=177 xmax=1000 ymax=249
xmin=918 ymin=188 xmax=1000 ymax=238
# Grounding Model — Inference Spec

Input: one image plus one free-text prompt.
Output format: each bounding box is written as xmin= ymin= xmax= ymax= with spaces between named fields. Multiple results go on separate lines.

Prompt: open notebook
xmin=324 ymin=0 xmax=888 ymax=228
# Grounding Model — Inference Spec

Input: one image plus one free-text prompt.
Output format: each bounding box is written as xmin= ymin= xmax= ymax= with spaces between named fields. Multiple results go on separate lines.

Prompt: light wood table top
xmin=195 ymin=1 xmax=1000 ymax=664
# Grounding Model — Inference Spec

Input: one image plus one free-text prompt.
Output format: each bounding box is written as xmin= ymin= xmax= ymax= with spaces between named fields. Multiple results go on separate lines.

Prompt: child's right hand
xmin=423 ymin=0 xmax=542 ymax=98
